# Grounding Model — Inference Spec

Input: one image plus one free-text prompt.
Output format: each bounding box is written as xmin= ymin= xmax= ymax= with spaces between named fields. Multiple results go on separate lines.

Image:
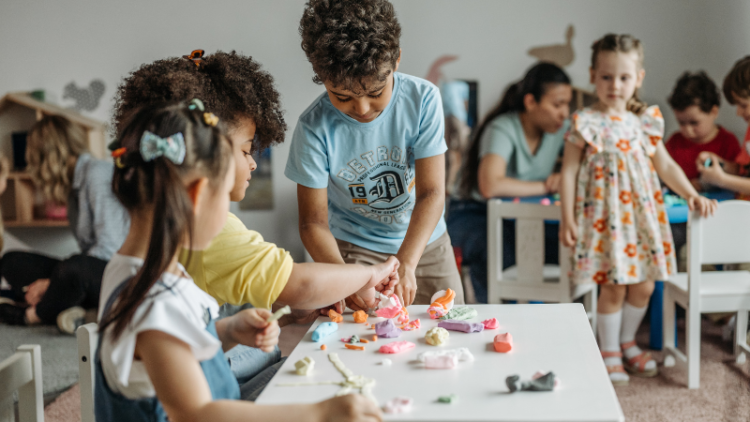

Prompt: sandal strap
xmin=601 ymin=351 xmax=623 ymax=359
xmin=626 ymin=351 xmax=654 ymax=371
xmin=605 ymin=364 xmax=626 ymax=374
xmin=620 ymin=340 xmax=637 ymax=350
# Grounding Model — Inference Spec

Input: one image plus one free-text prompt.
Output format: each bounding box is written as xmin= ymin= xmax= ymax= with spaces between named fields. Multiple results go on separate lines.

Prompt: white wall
xmin=1 ymin=0 xmax=747 ymax=260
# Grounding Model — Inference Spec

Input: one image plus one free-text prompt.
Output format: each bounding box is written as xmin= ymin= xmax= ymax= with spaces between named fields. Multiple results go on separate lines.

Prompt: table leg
xmin=649 ymin=281 xmax=677 ymax=350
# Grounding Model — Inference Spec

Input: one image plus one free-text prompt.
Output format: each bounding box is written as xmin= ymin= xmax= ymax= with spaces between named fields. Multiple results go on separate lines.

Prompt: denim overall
xmin=95 ymin=280 xmax=240 ymax=422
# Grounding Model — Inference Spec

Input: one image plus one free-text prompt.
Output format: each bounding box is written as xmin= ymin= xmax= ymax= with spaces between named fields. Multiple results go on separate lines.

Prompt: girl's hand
xmin=24 ymin=279 xmax=50 ymax=306
xmin=687 ymin=195 xmax=718 ymax=218
xmin=315 ymin=394 xmax=382 ymax=422
xmin=698 ymin=156 xmax=726 ymax=186
xmin=545 ymin=173 xmax=562 ymax=194
xmin=559 ymin=220 xmax=578 ymax=248
xmin=229 ymin=309 xmax=280 ymax=353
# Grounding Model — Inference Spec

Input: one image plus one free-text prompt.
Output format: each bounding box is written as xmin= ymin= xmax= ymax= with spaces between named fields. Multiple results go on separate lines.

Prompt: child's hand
xmin=559 ymin=220 xmax=578 ymax=247
xmin=545 ymin=173 xmax=562 ymax=194
xmin=316 ymin=394 xmax=382 ymax=422
xmin=394 ymin=264 xmax=417 ymax=307
xmin=687 ymin=195 xmax=718 ymax=218
xmin=360 ymin=256 xmax=399 ymax=296
xmin=24 ymin=279 xmax=50 ymax=306
xmin=698 ymin=156 xmax=726 ymax=187
xmin=695 ymin=151 xmax=721 ymax=170
xmin=228 ymin=308 xmax=280 ymax=353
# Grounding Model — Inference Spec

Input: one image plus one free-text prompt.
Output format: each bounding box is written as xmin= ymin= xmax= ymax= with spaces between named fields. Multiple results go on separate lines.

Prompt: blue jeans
xmin=446 ymin=199 xmax=560 ymax=304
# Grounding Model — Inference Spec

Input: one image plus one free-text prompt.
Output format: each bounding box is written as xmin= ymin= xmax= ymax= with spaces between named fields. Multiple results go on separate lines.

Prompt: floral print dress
xmin=566 ymin=105 xmax=676 ymax=285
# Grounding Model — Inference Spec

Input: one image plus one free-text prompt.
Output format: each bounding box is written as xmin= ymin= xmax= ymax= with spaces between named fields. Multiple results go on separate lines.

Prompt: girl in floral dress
xmin=559 ymin=34 xmax=717 ymax=386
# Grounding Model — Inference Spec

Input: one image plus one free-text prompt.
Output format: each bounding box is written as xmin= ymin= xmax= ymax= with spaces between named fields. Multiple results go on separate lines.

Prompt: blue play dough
xmin=312 ymin=322 xmax=338 ymax=342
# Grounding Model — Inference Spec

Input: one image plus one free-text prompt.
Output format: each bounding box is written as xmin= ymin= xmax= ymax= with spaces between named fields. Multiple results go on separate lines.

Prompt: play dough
xmin=438 ymin=319 xmax=484 ymax=333
xmin=494 ymin=332 xmax=513 ymax=353
xmin=375 ymin=319 xmax=402 ymax=338
xmin=294 ymin=357 xmax=314 ymax=375
xmin=424 ymin=327 xmax=450 ymax=346
xmin=312 ymin=322 xmax=338 ymax=342
xmin=379 ymin=341 xmax=415 ymax=354
xmin=439 ymin=307 xmax=477 ymax=321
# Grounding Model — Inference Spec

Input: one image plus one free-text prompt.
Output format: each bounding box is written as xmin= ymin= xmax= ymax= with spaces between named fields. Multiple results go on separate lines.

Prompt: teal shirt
xmin=472 ymin=113 xmax=568 ymax=201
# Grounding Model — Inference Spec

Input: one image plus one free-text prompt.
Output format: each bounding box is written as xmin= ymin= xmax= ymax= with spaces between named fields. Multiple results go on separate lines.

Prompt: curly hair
xmin=26 ymin=115 xmax=89 ymax=204
xmin=591 ymin=33 xmax=648 ymax=115
xmin=112 ymin=51 xmax=286 ymax=151
xmin=299 ymin=0 xmax=401 ymax=93
xmin=723 ymin=55 xmax=750 ymax=104
xmin=668 ymin=71 xmax=720 ymax=113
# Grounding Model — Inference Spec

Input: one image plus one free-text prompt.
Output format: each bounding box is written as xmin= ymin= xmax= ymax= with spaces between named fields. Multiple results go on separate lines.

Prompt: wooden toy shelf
xmin=1 ymin=172 xmax=68 ymax=228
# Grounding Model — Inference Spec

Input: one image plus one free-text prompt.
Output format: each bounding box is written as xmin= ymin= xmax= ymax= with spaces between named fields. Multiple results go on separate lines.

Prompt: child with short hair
xmin=666 ymin=71 xmax=740 ymax=191
xmin=699 ymin=56 xmax=750 ymax=195
xmin=97 ymin=101 xmax=387 ymax=422
xmin=287 ymin=0 xmax=464 ymax=308
xmin=560 ymin=33 xmax=716 ymax=386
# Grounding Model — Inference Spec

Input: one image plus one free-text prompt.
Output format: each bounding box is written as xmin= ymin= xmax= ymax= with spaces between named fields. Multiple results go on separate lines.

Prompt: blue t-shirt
xmin=285 ymin=72 xmax=448 ymax=254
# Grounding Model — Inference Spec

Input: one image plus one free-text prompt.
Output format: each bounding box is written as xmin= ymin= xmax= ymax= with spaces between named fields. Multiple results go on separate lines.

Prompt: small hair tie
xmin=183 ymin=49 xmax=205 ymax=67
xmin=188 ymin=98 xmax=205 ymax=111
xmin=140 ymin=131 xmax=187 ymax=165
xmin=111 ymin=147 xmax=127 ymax=168
xmin=203 ymin=112 xmax=219 ymax=127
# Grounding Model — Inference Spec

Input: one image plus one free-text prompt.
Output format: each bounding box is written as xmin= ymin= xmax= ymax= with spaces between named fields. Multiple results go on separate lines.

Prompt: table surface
xmin=256 ymin=304 xmax=624 ymax=422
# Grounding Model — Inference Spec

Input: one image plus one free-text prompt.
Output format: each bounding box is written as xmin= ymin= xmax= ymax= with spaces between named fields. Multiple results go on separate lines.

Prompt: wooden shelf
xmin=3 ymin=219 xmax=68 ymax=228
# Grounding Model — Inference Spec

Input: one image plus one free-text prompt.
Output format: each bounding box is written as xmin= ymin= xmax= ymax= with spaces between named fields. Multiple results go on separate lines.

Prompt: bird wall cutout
xmin=63 ymin=79 xmax=105 ymax=112
xmin=527 ymin=25 xmax=575 ymax=68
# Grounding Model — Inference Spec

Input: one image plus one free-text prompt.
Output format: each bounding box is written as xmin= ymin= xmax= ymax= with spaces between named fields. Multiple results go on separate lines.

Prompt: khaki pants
xmin=336 ymin=232 xmax=465 ymax=305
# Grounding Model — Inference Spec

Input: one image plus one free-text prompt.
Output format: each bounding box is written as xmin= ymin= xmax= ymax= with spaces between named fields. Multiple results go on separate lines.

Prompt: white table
xmin=256 ymin=304 xmax=624 ymax=422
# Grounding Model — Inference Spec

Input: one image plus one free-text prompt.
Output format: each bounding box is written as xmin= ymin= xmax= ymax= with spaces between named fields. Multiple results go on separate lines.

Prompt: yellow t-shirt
xmin=179 ymin=212 xmax=293 ymax=309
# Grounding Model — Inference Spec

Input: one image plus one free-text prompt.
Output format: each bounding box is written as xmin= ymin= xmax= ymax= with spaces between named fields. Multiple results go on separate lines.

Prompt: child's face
xmin=732 ymin=93 xmax=750 ymax=123
xmin=673 ymin=105 xmax=719 ymax=143
xmin=226 ymin=118 xmax=258 ymax=202
xmin=525 ymin=83 xmax=572 ymax=133
xmin=590 ymin=51 xmax=644 ymax=112
xmin=323 ymin=60 xmax=400 ymax=123
xmin=190 ymin=157 xmax=236 ymax=250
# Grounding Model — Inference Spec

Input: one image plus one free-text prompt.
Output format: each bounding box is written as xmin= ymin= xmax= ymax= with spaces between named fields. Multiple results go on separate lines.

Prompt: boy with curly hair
xmin=112 ymin=50 xmax=399 ymax=404
xmin=286 ymin=0 xmax=464 ymax=308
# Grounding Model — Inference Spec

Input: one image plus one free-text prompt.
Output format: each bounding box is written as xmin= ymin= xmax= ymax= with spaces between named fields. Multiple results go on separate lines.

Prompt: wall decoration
xmin=238 ymin=147 xmax=273 ymax=210
xmin=528 ymin=25 xmax=575 ymax=68
xmin=63 ymin=79 xmax=105 ymax=112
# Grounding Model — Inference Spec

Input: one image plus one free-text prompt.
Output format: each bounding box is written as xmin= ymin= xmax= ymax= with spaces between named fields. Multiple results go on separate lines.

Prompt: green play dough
xmin=439 ymin=307 xmax=477 ymax=321
xmin=438 ymin=394 xmax=457 ymax=404
xmin=349 ymin=335 xmax=360 ymax=344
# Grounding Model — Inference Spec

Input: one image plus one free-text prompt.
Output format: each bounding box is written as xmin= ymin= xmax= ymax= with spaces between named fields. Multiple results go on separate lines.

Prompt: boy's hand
xmin=228 ymin=309 xmax=279 ymax=353
xmin=687 ymin=195 xmax=718 ymax=218
xmin=315 ymin=394 xmax=382 ymax=422
xmin=394 ymin=264 xmax=417 ymax=307
xmin=695 ymin=151 xmax=721 ymax=169
xmin=698 ymin=156 xmax=726 ymax=186
xmin=559 ymin=220 xmax=578 ymax=248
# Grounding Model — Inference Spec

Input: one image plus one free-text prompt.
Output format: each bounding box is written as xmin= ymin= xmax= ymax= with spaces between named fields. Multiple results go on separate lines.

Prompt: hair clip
xmin=140 ymin=131 xmax=186 ymax=165
xmin=203 ymin=112 xmax=219 ymax=127
xmin=183 ymin=49 xmax=205 ymax=67
xmin=188 ymin=98 xmax=205 ymax=111
xmin=111 ymin=147 xmax=127 ymax=169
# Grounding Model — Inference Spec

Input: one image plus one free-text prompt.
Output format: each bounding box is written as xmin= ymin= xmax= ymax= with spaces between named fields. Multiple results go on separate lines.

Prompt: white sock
xmin=620 ymin=302 xmax=655 ymax=370
xmin=598 ymin=310 xmax=629 ymax=382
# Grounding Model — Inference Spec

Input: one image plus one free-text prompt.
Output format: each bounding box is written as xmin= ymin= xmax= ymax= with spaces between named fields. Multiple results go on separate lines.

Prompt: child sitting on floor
xmin=97 ymin=101 xmax=389 ymax=422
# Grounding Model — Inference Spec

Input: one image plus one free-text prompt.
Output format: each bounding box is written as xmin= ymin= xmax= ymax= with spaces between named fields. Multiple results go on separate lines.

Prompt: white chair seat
xmin=502 ymin=264 xmax=561 ymax=282
xmin=666 ymin=271 xmax=750 ymax=312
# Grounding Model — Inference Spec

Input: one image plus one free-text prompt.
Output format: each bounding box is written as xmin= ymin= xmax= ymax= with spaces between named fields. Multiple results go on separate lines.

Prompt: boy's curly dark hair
xmin=723 ymin=55 xmax=750 ymax=104
xmin=299 ymin=0 xmax=401 ymax=93
xmin=113 ymin=51 xmax=286 ymax=151
xmin=668 ymin=71 xmax=720 ymax=113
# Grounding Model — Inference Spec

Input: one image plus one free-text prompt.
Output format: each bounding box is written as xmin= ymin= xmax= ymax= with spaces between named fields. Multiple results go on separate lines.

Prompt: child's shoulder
xmin=297 ymin=91 xmax=332 ymax=127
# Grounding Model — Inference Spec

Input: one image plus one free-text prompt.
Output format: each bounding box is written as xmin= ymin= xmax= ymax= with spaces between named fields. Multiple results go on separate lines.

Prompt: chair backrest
xmin=0 ymin=345 xmax=43 ymax=422
xmin=487 ymin=200 xmax=569 ymax=302
xmin=77 ymin=323 xmax=97 ymax=422
xmin=689 ymin=200 xmax=750 ymax=265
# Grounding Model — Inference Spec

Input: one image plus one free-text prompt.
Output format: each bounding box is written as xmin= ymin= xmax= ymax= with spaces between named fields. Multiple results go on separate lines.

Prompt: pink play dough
xmin=494 ymin=332 xmax=513 ymax=353
xmin=482 ymin=318 xmax=499 ymax=329
xmin=424 ymin=354 xmax=458 ymax=369
xmin=379 ymin=341 xmax=415 ymax=354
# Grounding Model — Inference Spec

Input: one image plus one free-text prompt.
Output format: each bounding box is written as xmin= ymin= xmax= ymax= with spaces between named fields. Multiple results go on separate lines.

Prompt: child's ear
xmin=186 ymin=177 xmax=209 ymax=207
xmin=589 ymin=67 xmax=595 ymax=84
xmin=709 ymin=105 xmax=720 ymax=118
xmin=394 ymin=49 xmax=402 ymax=72
xmin=636 ymin=68 xmax=646 ymax=88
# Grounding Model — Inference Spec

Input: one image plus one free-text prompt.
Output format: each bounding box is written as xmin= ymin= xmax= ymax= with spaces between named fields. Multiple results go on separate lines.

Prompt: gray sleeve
xmin=84 ymin=163 xmax=129 ymax=260
xmin=478 ymin=116 xmax=516 ymax=162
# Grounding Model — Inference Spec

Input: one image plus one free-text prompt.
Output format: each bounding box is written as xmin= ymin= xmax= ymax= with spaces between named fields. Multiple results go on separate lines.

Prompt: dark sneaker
xmin=57 ymin=306 xmax=86 ymax=334
xmin=0 ymin=303 xmax=28 ymax=325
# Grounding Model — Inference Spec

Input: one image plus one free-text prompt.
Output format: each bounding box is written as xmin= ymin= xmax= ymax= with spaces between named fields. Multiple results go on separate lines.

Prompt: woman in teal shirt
xmin=447 ymin=62 xmax=572 ymax=303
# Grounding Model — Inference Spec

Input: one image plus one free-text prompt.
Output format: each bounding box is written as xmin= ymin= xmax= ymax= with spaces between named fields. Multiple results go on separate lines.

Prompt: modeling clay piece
xmin=321 ymin=345 xmax=327 ymax=351
xmin=375 ymin=295 xmax=402 ymax=319
xmin=345 ymin=344 xmax=365 ymax=351
xmin=375 ymin=319 xmax=402 ymax=338
xmin=360 ymin=339 xmax=369 ymax=344
xmin=379 ymin=341 xmax=415 ymax=354
xmin=353 ymin=310 xmax=368 ymax=324
xmin=328 ymin=309 xmax=343 ymax=323
xmin=493 ymin=332 xmax=513 ymax=352
xmin=278 ymin=353 xmax=377 ymax=404
xmin=424 ymin=354 xmax=458 ymax=369
xmin=428 ymin=289 xmax=456 ymax=319
xmin=513 ymin=197 xmax=521 ymax=203
xmin=438 ymin=394 xmax=457 ymax=404
xmin=381 ymin=359 xmax=392 ymax=366
xmin=417 ymin=348 xmax=474 ymax=363
xmin=532 ymin=370 xmax=560 ymax=388
xmin=425 ymin=327 xmax=450 ymax=346
xmin=506 ymin=372 xmax=556 ymax=392
xmin=438 ymin=319 xmax=484 ymax=333
xmin=482 ymin=318 xmax=499 ymax=329
xmin=540 ymin=198 xmax=551 ymax=205
xmin=439 ymin=307 xmax=478 ymax=321
xmin=704 ymin=157 xmax=712 ymax=167
xmin=397 ymin=308 xmax=410 ymax=324
xmin=384 ymin=397 xmax=413 ymax=414
xmin=294 ymin=357 xmax=315 ymax=375
xmin=268 ymin=305 xmax=291 ymax=322
xmin=312 ymin=322 xmax=338 ymax=342
xmin=402 ymin=319 xmax=421 ymax=331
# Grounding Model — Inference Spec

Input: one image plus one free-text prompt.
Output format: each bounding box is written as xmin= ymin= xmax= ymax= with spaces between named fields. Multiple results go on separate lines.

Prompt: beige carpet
xmin=41 ymin=320 xmax=749 ymax=421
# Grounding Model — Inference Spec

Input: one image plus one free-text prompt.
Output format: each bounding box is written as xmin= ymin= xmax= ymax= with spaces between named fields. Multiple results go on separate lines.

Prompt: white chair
xmin=487 ymin=200 xmax=598 ymax=332
xmin=663 ymin=200 xmax=750 ymax=389
xmin=0 ymin=345 xmax=43 ymax=422
xmin=76 ymin=323 xmax=97 ymax=422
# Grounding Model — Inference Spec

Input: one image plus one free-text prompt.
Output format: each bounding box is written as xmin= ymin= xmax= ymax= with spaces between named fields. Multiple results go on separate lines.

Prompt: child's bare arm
xmin=215 ymin=308 xmax=279 ymax=353
xmin=137 ymin=330 xmax=382 ymax=422
xmin=477 ymin=154 xmax=549 ymax=198
xmin=297 ymin=185 xmax=346 ymax=265
xmin=559 ymin=142 xmax=583 ymax=247
xmin=652 ymin=144 xmax=716 ymax=217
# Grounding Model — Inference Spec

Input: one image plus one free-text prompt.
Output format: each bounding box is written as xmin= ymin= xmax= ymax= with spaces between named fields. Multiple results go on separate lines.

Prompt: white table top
xmin=256 ymin=304 xmax=624 ymax=422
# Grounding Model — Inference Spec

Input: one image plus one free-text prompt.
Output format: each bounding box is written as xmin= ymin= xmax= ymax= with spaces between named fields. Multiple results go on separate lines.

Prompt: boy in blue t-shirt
xmin=286 ymin=0 xmax=465 ymax=308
